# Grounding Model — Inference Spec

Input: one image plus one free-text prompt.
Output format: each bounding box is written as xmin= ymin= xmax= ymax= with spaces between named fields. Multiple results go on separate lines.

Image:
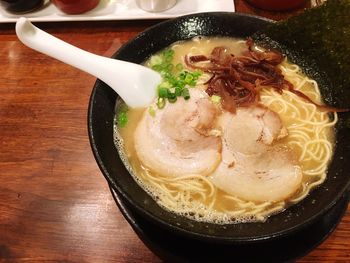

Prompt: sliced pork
xmin=134 ymin=89 xmax=222 ymax=177
xmin=211 ymin=106 xmax=302 ymax=203
xmin=219 ymin=106 xmax=287 ymax=156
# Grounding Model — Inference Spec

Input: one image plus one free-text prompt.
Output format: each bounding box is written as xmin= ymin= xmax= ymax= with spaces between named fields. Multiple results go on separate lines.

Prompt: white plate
xmin=0 ymin=0 xmax=235 ymax=23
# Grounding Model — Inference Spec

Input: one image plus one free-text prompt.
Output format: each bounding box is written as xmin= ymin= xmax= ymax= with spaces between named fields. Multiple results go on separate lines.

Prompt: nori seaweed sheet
xmin=253 ymin=0 xmax=350 ymax=114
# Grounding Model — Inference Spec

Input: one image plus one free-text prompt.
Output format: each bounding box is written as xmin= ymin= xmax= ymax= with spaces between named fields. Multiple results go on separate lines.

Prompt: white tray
xmin=0 ymin=0 xmax=235 ymax=23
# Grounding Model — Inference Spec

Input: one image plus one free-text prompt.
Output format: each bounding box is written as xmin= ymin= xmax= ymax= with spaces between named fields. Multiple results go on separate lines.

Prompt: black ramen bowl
xmin=88 ymin=12 xmax=350 ymax=244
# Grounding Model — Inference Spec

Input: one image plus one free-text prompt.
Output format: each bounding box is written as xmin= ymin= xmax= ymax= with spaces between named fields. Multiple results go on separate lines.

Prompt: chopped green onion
xmin=184 ymin=74 xmax=194 ymax=84
xmin=167 ymin=92 xmax=177 ymax=103
xmin=159 ymin=81 xmax=172 ymax=89
xmin=168 ymin=97 xmax=177 ymax=103
xmin=192 ymin=70 xmax=202 ymax=78
xmin=117 ymin=112 xmax=128 ymax=127
xmin=149 ymin=55 xmax=162 ymax=66
xmin=167 ymin=75 xmax=177 ymax=85
xmin=176 ymin=63 xmax=183 ymax=71
xmin=166 ymin=64 xmax=174 ymax=71
xmin=148 ymin=106 xmax=156 ymax=117
xmin=182 ymin=88 xmax=190 ymax=100
xmin=152 ymin=65 xmax=162 ymax=72
xmin=179 ymin=72 xmax=186 ymax=80
xmin=117 ymin=105 xmax=129 ymax=127
xmin=188 ymin=80 xmax=196 ymax=87
xmin=175 ymin=86 xmax=183 ymax=96
xmin=211 ymin=95 xmax=221 ymax=104
xmin=158 ymin=87 xmax=169 ymax=98
xmin=150 ymin=49 xmax=203 ymax=108
xmin=157 ymin=97 xmax=166 ymax=109
xmin=165 ymin=56 xmax=173 ymax=63
xmin=177 ymin=80 xmax=185 ymax=89
xmin=163 ymin=49 xmax=174 ymax=58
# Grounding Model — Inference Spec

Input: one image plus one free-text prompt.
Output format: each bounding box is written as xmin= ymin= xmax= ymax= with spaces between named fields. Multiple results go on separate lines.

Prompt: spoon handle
xmin=15 ymin=17 xmax=161 ymax=108
xmin=16 ymin=17 xmax=116 ymax=81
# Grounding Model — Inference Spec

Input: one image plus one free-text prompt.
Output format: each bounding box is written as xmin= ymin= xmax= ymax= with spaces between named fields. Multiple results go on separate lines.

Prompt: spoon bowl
xmin=15 ymin=17 xmax=161 ymax=108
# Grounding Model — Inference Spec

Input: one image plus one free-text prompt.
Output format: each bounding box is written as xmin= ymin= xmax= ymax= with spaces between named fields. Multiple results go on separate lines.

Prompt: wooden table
xmin=0 ymin=1 xmax=349 ymax=262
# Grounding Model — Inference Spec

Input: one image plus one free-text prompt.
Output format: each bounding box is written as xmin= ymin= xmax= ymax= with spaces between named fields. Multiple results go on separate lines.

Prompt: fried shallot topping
xmin=185 ymin=38 xmax=348 ymax=113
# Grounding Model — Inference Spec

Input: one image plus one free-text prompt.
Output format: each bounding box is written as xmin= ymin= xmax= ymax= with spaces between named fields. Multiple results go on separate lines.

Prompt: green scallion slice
xmin=166 ymin=64 xmax=174 ymax=71
xmin=148 ymin=106 xmax=156 ymax=117
xmin=184 ymin=74 xmax=194 ymax=84
xmin=211 ymin=95 xmax=221 ymax=104
xmin=158 ymin=87 xmax=169 ymax=98
xmin=152 ymin=65 xmax=162 ymax=72
xmin=192 ymin=70 xmax=202 ymax=78
xmin=182 ymin=88 xmax=190 ymax=100
xmin=118 ymin=112 xmax=128 ymax=127
xmin=163 ymin=49 xmax=174 ymax=58
xmin=167 ymin=92 xmax=177 ymax=103
xmin=175 ymin=63 xmax=183 ymax=71
xmin=175 ymin=86 xmax=183 ymax=96
xmin=157 ymin=97 xmax=166 ymax=109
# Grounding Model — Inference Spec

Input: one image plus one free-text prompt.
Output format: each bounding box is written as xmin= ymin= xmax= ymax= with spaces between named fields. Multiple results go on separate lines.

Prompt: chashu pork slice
xmin=219 ymin=105 xmax=288 ymax=156
xmin=211 ymin=106 xmax=302 ymax=203
xmin=134 ymin=88 xmax=222 ymax=177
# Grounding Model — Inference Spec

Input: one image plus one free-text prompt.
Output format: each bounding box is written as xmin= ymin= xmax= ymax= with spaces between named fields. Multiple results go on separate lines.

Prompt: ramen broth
xmin=114 ymin=37 xmax=335 ymax=223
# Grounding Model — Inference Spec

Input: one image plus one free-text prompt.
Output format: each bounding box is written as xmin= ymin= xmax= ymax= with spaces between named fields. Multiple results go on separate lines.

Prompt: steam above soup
xmin=114 ymin=37 xmax=336 ymax=223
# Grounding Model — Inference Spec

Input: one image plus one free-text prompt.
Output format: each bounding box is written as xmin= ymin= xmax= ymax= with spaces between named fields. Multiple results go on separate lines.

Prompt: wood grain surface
xmin=0 ymin=1 xmax=349 ymax=262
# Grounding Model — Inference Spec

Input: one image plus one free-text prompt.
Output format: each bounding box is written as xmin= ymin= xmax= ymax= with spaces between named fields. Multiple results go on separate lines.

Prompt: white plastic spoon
xmin=15 ymin=17 xmax=161 ymax=108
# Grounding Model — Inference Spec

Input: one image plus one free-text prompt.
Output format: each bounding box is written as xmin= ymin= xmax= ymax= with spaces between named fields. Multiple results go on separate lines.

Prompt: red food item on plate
xmin=51 ymin=0 xmax=99 ymax=14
